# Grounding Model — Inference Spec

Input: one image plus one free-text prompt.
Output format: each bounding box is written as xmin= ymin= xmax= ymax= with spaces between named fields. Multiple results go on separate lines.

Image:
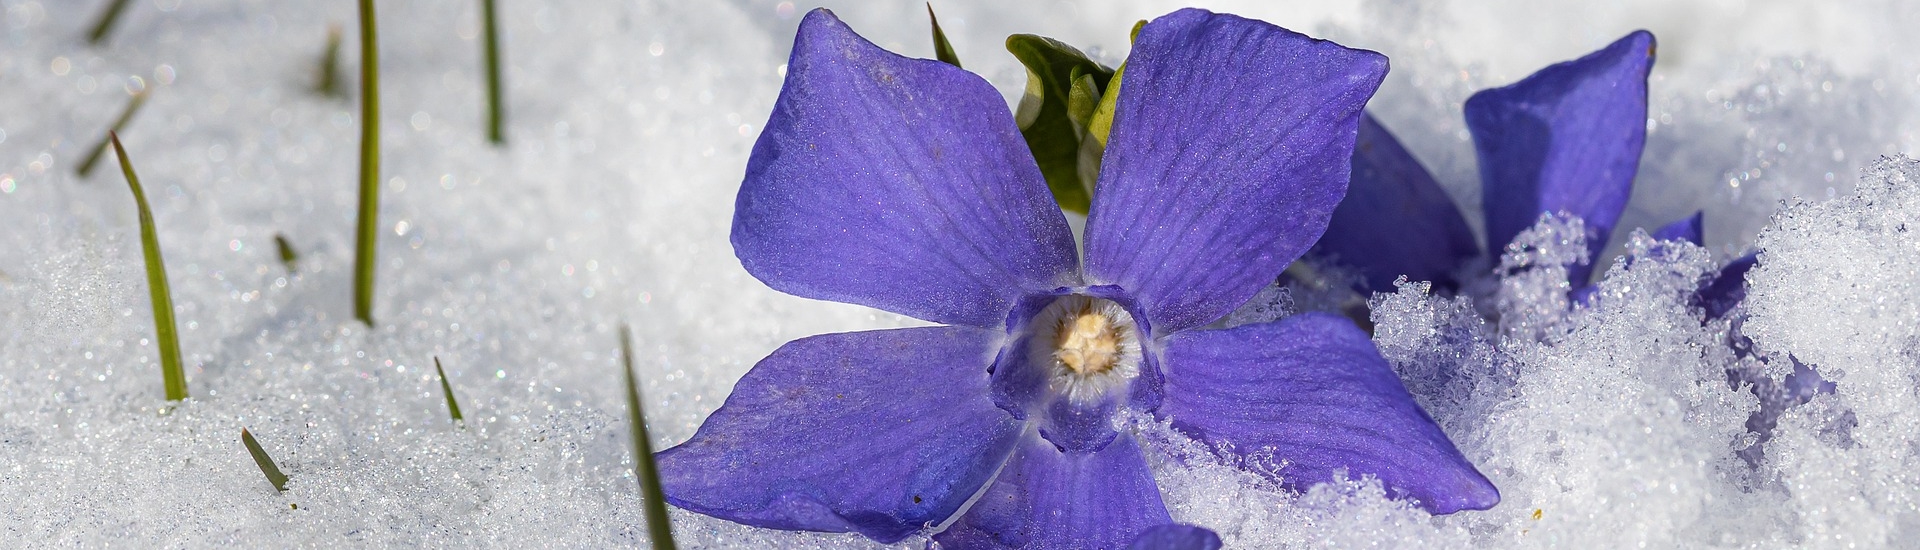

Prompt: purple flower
xmin=656 ymin=8 xmax=1497 ymax=547
xmin=1314 ymin=31 xmax=1659 ymax=292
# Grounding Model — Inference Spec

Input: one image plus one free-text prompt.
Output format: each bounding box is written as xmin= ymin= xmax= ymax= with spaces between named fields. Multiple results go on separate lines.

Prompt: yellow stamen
xmin=1055 ymin=309 xmax=1122 ymax=375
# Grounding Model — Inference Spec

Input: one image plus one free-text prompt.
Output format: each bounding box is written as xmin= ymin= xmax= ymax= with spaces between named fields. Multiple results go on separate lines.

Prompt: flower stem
xmin=110 ymin=132 xmax=186 ymax=402
xmin=352 ymin=0 xmax=381 ymax=326
xmin=480 ymin=0 xmax=506 ymax=144
xmin=623 ymin=325 xmax=676 ymax=550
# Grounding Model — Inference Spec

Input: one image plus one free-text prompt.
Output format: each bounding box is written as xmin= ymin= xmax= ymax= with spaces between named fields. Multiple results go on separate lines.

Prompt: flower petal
xmin=933 ymin=435 xmax=1172 ymax=549
xmin=1081 ymin=9 xmax=1388 ymax=334
xmin=1653 ymin=210 xmax=1704 ymax=245
xmin=1697 ymin=252 xmax=1757 ymax=320
xmin=734 ymin=9 xmax=1078 ymax=327
xmin=1467 ymin=30 xmax=1655 ymax=286
xmin=1128 ymin=524 xmax=1224 ymax=550
xmin=1313 ymin=113 xmax=1480 ymax=292
xmin=1159 ymin=313 xmax=1498 ymax=514
xmin=656 ymin=326 xmax=1022 ymax=543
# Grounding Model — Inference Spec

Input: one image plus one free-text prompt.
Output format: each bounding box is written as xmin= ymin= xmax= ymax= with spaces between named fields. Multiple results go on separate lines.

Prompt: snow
xmin=1 ymin=0 xmax=1918 ymax=547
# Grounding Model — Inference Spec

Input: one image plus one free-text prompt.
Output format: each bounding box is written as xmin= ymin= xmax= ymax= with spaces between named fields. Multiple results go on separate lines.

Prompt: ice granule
xmin=1743 ymin=155 xmax=1920 ymax=547
xmin=1482 ymin=213 xmax=1587 ymax=340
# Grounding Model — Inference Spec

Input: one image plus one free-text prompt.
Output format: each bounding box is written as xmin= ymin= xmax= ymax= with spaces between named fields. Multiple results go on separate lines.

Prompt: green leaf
xmin=241 ymin=428 xmax=290 ymax=492
xmin=274 ymin=233 xmax=299 ymax=272
xmin=1006 ymin=34 xmax=1114 ymax=214
xmin=352 ymin=0 xmax=382 ymax=326
xmin=110 ymin=132 xmax=187 ymax=402
xmin=86 ymin=0 xmax=133 ymax=45
xmin=480 ymin=0 xmax=506 ymax=144
xmin=926 ymin=3 xmax=961 ymax=68
xmin=77 ymin=90 xmax=148 ymax=178
xmin=623 ymin=325 xmax=677 ymax=550
xmin=435 ymin=357 xmax=464 ymax=423
xmin=1084 ymin=20 xmax=1145 ymax=152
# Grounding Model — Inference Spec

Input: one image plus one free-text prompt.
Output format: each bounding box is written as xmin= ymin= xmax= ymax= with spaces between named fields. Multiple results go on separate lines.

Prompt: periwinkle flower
xmin=656 ymin=8 xmax=1497 ymax=547
xmin=1313 ymin=31 xmax=1661 ymax=293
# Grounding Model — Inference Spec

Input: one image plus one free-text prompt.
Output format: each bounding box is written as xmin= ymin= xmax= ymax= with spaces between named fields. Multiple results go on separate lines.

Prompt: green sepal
xmin=1007 ymin=34 xmax=1115 ymax=214
xmin=927 ymin=3 xmax=961 ymax=68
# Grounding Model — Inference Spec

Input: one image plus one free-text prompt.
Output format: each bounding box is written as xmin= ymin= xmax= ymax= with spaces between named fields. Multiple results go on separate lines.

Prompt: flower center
xmin=1029 ymin=295 xmax=1140 ymax=404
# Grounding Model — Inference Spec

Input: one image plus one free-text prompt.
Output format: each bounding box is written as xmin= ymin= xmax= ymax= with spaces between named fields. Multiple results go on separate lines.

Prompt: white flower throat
xmin=1029 ymin=295 xmax=1142 ymax=404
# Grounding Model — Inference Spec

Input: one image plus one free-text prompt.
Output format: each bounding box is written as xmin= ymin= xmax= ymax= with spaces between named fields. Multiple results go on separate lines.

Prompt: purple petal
xmin=1128 ymin=524 xmax=1224 ymax=550
xmin=734 ymin=9 xmax=1078 ymax=328
xmin=1697 ymin=252 xmax=1757 ymax=320
xmin=933 ymin=435 xmax=1172 ymax=549
xmin=1314 ymin=113 xmax=1480 ymax=293
xmin=1159 ymin=313 xmax=1498 ymax=514
xmin=1653 ymin=211 xmax=1704 ymax=245
xmin=1468 ymin=30 xmax=1655 ymax=286
xmin=1082 ymin=9 xmax=1387 ymax=334
xmin=656 ymin=326 xmax=1021 ymax=543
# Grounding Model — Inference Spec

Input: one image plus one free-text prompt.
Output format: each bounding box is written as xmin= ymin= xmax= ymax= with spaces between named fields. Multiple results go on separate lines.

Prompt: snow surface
xmin=2 ymin=0 xmax=1918 ymax=547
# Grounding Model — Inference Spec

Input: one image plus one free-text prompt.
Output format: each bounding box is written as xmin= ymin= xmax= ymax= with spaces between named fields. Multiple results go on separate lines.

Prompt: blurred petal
xmin=1697 ymin=252 xmax=1757 ymax=320
xmin=1128 ymin=524 xmax=1224 ymax=550
xmin=1314 ymin=113 xmax=1479 ymax=292
xmin=1159 ymin=313 xmax=1499 ymax=514
xmin=933 ymin=436 xmax=1171 ymax=549
xmin=1653 ymin=211 xmax=1704 ymax=245
xmin=657 ymin=327 xmax=1021 ymax=543
xmin=1468 ymin=30 xmax=1655 ymax=286
xmin=1082 ymin=9 xmax=1387 ymax=334
xmin=734 ymin=9 xmax=1078 ymax=328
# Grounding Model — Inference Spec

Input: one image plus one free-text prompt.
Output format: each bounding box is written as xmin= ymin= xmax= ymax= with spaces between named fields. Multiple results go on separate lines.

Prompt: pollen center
xmin=1028 ymin=295 xmax=1141 ymax=404
xmin=1055 ymin=309 xmax=1122 ymax=375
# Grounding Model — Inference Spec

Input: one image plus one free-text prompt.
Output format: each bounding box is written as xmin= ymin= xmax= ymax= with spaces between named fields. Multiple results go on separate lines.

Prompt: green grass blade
xmin=435 ymin=356 xmax=464 ymax=422
xmin=480 ymin=0 xmax=506 ymax=144
xmin=316 ymin=23 xmax=345 ymax=97
xmin=241 ymin=428 xmax=290 ymax=492
xmin=77 ymin=90 xmax=148 ymax=178
xmin=623 ymin=325 xmax=676 ymax=550
xmin=926 ymin=3 xmax=960 ymax=68
xmin=274 ymin=233 xmax=299 ymax=272
xmin=111 ymin=132 xmax=187 ymax=401
xmin=352 ymin=0 xmax=382 ymax=326
xmin=86 ymin=0 xmax=133 ymax=44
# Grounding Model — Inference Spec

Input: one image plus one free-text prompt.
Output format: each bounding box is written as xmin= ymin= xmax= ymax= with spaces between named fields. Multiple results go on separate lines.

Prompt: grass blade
xmin=435 ymin=356 xmax=464 ymax=422
xmin=622 ymin=325 xmax=676 ymax=550
xmin=241 ymin=428 xmax=290 ymax=492
xmin=77 ymin=90 xmax=149 ymax=178
xmin=927 ymin=3 xmax=961 ymax=68
xmin=111 ymin=132 xmax=187 ymax=401
xmin=316 ymin=23 xmax=345 ymax=97
xmin=86 ymin=0 xmax=133 ymax=44
xmin=480 ymin=0 xmax=506 ymax=144
xmin=352 ymin=0 xmax=382 ymax=326
xmin=274 ymin=233 xmax=299 ymax=272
